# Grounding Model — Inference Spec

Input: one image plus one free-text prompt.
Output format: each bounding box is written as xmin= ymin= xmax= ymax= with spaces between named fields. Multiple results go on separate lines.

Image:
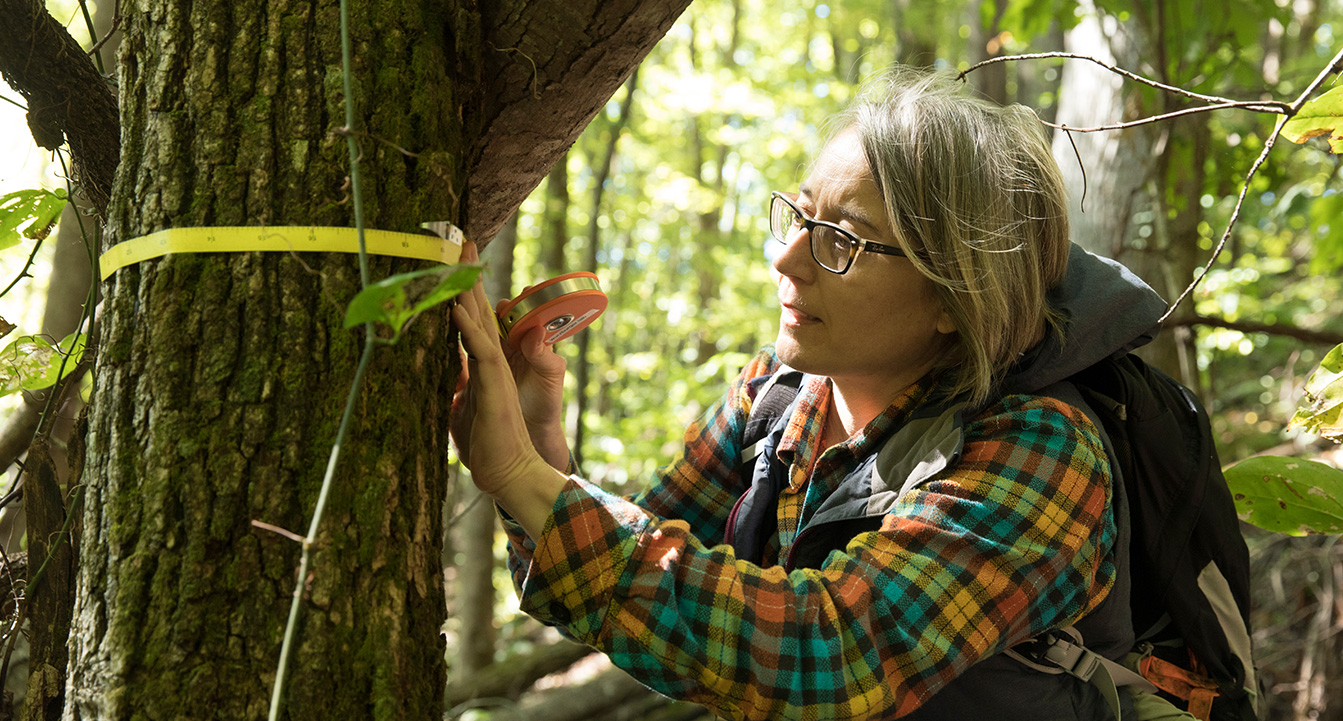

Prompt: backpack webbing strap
xmin=1005 ymin=628 xmax=1157 ymax=721
xmin=1139 ymin=654 xmax=1220 ymax=721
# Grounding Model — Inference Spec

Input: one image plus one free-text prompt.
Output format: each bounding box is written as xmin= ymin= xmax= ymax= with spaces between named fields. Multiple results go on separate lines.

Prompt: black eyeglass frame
xmin=769 ymin=191 xmax=906 ymax=275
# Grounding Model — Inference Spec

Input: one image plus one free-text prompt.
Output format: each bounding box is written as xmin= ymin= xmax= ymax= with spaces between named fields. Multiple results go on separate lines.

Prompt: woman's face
xmin=772 ymin=130 xmax=955 ymax=400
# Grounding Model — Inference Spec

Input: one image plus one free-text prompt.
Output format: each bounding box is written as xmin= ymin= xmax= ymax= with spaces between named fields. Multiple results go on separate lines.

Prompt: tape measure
xmin=98 ymin=226 xmax=463 ymax=281
xmin=497 ymin=272 xmax=607 ymax=347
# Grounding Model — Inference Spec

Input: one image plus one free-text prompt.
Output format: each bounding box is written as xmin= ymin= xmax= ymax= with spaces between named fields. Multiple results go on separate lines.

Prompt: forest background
xmin=1 ymin=0 xmax=1342 ymax=719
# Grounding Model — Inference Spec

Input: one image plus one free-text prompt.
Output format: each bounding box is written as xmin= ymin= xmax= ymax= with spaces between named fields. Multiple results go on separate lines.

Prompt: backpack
xmin=739 ymin=354 xmax=1260 ymax=721
xmin=1065 ymin=354 xmax=1259 ymax=721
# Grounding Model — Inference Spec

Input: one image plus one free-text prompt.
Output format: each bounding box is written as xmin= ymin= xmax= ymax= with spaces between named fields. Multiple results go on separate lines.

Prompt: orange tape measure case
xmin=496 ymin=271 xmax=607 ymax=347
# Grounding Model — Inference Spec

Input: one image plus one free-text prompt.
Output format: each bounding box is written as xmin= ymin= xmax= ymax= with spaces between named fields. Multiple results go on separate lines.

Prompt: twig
xmin=0 ymin=479 xmax=21 ymax=512
xmin=27 ymin=148 xmax=100 ymax=590
xmin=489 ymin=43 xmax=541 ymax=99
xmin=1042 ymin=100 xmax=1290 ymax=134
xmin=333 ymin=126 xmax=420 ymax=158
xmin=0 ymin=230 xmax=50 ymax=300
xmin=1164 ymin=315 xmax=1343 ymax=347
xmin=74 ymin=0 xmax=103 ymax=75
xmin=0 ymin=601 xmax=27 ymax=696
xmin=26 ymin=483 xmax=84 ymax=591
xmin=1061 ymin=128 xmax=1086 ymax=212
xmin=1161 ymin=45 xmax=1343 ymax=322
xmin=85 ymin=0 xmax=121 ymax=59
xmin=958 ymin=52 xmax=1292 ymax=112
xmin=445 ymin=491 xmax=488 ymax=529
xmin=0 ymin=93 xmax=25 ymax=110
xmin=251 ymin=520 xmax=306 ymax=544
xmin=1160 ymin=120 xmax=1281 ymax=323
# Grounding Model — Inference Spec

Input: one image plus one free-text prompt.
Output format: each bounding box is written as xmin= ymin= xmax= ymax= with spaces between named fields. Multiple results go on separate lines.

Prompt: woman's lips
xmin=781 ymin=302 xmax=820 ymax=325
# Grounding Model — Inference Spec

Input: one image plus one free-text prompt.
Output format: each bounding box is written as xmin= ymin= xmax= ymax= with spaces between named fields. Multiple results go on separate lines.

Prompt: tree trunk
xmin=967 ymin=0 xmax=1008 ymax=105
xmin=543 ymin=161 xmax=570 ymax=277
xmin=575 ymin=74 xmax=637 ymax=471
xmin=23 ymin=439 xmax=77 ymax=721
xmin=0 ymin=0 xmax=689 ymax=716
xmin=891 ymin=0 xmax=938 ymax=66
xmin=1138 ymin=113 xmax=1209 ymax=391
xmin=1049 ymin=0 xmax=1157 ymax=259
xmin=67 ymin=2 xmax=467 ymax=717
xmin=468 ymin=0 xmax=694 ymax=245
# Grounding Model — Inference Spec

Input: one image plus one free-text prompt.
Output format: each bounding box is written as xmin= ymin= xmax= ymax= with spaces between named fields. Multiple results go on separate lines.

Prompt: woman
xmin=451 ymin=68 xmax=1167 ymax=720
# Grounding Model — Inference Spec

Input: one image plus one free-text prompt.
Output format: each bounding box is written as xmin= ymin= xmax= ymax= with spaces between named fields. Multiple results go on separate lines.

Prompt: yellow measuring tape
xmin=98 ymin=226 xmax=464 ymax=281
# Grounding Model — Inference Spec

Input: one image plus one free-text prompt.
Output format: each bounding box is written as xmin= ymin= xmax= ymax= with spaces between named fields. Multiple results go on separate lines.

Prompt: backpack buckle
xmin=1042 ymin=634 xmax=1103 ymax=682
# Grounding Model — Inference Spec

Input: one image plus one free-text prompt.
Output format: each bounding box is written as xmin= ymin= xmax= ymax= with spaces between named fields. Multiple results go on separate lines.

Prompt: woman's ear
xmin=936 ymin=310 xmax=956 ymax=335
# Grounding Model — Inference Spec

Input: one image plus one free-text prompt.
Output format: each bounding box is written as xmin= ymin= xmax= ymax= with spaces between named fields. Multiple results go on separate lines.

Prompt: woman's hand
xmin=449 ymin=243 xmax=572 ymax=472
xmin=449 ymin=242 xmax=568 ymax=538
xmin=499 ymin=297 xmax=571 ymax=471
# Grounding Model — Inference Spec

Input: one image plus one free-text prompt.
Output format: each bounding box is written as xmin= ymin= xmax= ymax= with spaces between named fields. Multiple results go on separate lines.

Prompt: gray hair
xmin=837 ymin=67 xmax=1071 ymax=406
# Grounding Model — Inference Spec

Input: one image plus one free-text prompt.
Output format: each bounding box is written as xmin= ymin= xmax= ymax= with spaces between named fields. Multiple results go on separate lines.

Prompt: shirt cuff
xmin=514 ymin=475 xmax=653 ymax=644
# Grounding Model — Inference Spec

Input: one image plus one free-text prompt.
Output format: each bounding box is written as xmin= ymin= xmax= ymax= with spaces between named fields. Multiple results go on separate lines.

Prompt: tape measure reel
xmin=497 ymin=272 xmax=607 ymax=347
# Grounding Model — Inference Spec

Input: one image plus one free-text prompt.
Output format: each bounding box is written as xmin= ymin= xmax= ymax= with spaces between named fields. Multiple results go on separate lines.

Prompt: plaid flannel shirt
xmin=502 ymin=347 xmax=1116 ymax=720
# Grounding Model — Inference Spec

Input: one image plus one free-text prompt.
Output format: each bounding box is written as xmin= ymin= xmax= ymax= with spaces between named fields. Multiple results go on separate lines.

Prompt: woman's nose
xmin=772 ymin=227 xmax=817 ymax=281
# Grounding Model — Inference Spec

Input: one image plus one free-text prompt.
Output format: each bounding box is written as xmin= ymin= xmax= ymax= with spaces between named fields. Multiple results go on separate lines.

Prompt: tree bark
xmin=0 ymin=0 xmax=119 ymax=215
xmin=543 ymin=161 xmax=570 ymax=277
xmin=68 ymin=2 xmax=467 ymax=717
xmin=23 ymin=437 xmax=78 ymax=721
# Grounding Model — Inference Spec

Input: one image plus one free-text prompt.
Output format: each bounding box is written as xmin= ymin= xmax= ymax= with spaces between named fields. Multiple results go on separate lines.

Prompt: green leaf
xmin=0 ymin=330 xmax=88 ymax=398
xmin=344 ymin=263 xmax=483 ymax=340
xmin=1308 ymin=193 xmax=1343 ymax=273
xmin=1288 ymin=343 xmax=1343 ymax=441
xmin=999 ymin=0 xmax=1079 ymax=42
xmin=1225 ymin=456 xmax=1343 ymax=535
xmin=1280 ymin=85 xmax=1343 ymax=153
xmin=0 ymin=188 xmax=69 ymax=252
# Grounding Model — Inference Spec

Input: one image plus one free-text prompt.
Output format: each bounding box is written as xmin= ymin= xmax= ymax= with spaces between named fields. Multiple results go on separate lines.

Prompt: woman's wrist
xmin=529 ymin=423 xmax=572 ymax=472
xmin=491 ymin=456 xmax=570 ymax=541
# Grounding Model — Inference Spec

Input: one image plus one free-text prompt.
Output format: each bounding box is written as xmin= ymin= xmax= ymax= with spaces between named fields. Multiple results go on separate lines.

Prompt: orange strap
xmin=1139 ymin=654 xmax=1221 ymax=721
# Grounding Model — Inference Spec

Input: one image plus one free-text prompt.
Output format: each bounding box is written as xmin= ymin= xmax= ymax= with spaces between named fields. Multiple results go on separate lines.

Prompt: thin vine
xmin=266 ymin=0 xmax=379 ymax=715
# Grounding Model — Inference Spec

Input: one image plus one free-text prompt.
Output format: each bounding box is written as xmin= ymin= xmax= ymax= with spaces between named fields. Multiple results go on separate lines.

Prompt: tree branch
xmin=0 ymin=0 xmax=119 ymax=215
xmin=464 ymin=0 xmax=692 ymax=245
xmin=957 ymin=51 xmax=1293 ymax=112
xmin=1166 ymin=315 xmax=1343 ymax=347
xmin=1045 ymin=101 xmax=1291 ymax=133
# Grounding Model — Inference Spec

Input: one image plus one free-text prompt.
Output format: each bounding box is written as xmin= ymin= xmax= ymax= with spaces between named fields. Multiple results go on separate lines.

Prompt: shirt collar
xmin=775 ymin=372 xmax=942 ymax=489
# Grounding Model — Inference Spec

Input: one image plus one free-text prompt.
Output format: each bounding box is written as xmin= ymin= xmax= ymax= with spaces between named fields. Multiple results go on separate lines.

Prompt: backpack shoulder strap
xmin=740 ymin=367 xmax=803 ymax=464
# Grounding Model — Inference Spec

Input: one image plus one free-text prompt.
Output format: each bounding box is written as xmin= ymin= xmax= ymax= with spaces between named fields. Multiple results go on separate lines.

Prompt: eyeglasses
xmin=769 ymin=191 xmax=906 ymax=275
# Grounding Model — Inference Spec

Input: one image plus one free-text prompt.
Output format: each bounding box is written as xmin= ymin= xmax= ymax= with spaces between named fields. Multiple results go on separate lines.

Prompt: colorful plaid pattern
xmin=503 ymin=347 xmax=1115 ymax=720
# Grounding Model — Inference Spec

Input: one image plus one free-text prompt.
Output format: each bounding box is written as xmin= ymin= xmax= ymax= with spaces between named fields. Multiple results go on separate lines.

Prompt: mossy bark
xmin=66 ymin=1 xmax=473 ymax=717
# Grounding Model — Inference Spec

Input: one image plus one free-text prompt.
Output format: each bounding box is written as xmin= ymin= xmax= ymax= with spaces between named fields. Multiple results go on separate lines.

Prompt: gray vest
xmin=728 ymin=374 xmax=1135 ymax=720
